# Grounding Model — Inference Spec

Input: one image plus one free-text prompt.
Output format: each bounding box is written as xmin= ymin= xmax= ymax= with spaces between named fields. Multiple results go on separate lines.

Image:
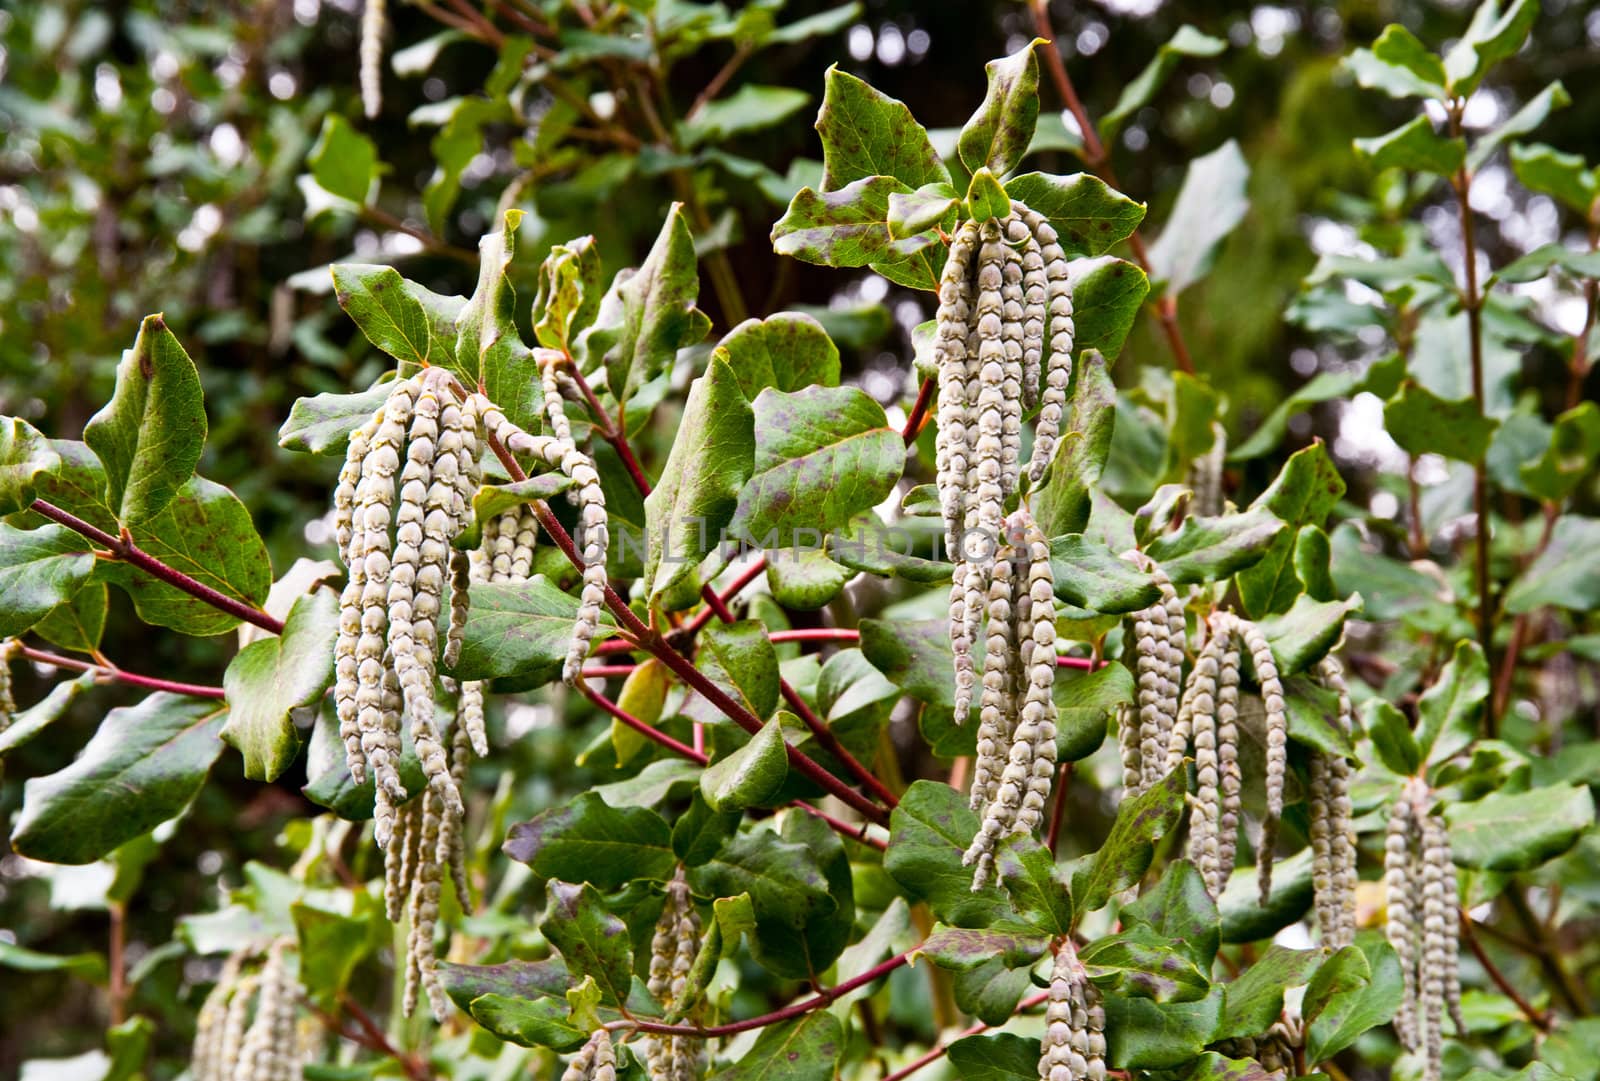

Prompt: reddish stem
xmin=486 ymin=433 xmax=888 ymax=826
xmin=581 ymin=663 xmax=639 ymax=678
xmin=680 ymin=559 xmax=769 ymax=638
xmin=768 ymin=628 xmax=861 ymax=644
xmin=579 ymin=680 xmax=706 ymax=763
xmin=31 ymin=499 xmax=284 ymax=635
xmin=1459 ymin=910 xmax=1551 ymax=1032
xmin=1046 ymin=761 xmax=1074 ymax=852
xmin=624 ymin=950 xmax=913 ymax=1037
xmin=18 ymin=645 xmax=227 ymax=699
xmin=902 ymin=377 xmax=936 ymax=444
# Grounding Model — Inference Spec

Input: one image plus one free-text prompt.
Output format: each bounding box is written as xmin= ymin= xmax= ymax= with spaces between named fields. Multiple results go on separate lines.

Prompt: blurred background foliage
xmin=3 ymin=0 xmax=1599 ymax=1073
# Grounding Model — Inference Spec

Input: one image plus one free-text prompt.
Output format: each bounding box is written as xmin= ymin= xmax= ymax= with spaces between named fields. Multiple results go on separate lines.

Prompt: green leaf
xmin=12 ymin=694 xmax=228 ymax=864
xmin=467 ymin=475 xmax=575 ymax=545
xmin=0 ymin=524 xmax=95 ymax=638
xmin=503 ymin=793 xmax=676 ymax=889
xmin=221 ymin=589 xmax=338 ymax=782
xmin=541 ymin=880 xmax=633 ymax=1005
xmin=683 ymin=84 xmax=810 ymax=147
xmin=1072 ymin=262 xmax=1150 ymax=360
xmin=815 ymin=66 xmax=948 ymax=191
xmin=0 ymin=940 xmax=107 ymax=982
xmin=1254 ymin=593 xmax=1361 ymax=677
xmin=1384 ymin=380 xmax=1498 ymax=462
xmin=672 ymin=793 xmax=739 ymax=867
xmin=455 ymin=576 xmax=612 ymax=689
xmin=308 ymin=114 xmax=378 ymax=204
xmin=752 ymin=812 xmax=857 ymax=981
xmin=1215 ymin=944 xmax=1321 ymax=1040
xmin=1053 ymin=664 xmax=1127 ymax=762
xmin=915 ymin=924 xmax=1050 ymax=972
xmin=1033 ymin=350 xmax=1115 ymax=536
xmin=1303 ymin=944 xmax=1371 ymax=1023
xmin=1469 ymin=80 xmax=1570 ymax=171
xmin=292 ymin=891 xmax=383 ymax=999
xmin=952 ymin=955 xmax=1037 ymax=1023
xmin=94 ymin=476 xmax=273 ymax=637
xmin=728 ymin=385 xmax=903 ymax=548
xmin=708 ymin=1012 xmax=842 ymax=1081
xmin=701 ymin=718 xmax=789 ymax=812
xmin=1003 ymin=172 xmax=1146 ymax=258
xmin=1446 ymin=784 xmax=1595 ymax=871
xmin=532 ymin=235 xmax=603 ymax=353
xmin=1121 ymin=860 xmax=1220 ymax=973
xmin=1345 ymin=40 xmax=1449 ymax=100
xmin=688 ymin=826 xmax=835 ymax=930
xmin=1355 ymin=116 xmax=1466 ymax=176
xmin=1417 ymin=640 xmax=1488 ymax=767
xmin=1219 ymin=848 xmax=1314 ymax=944
xmin=593 ymin=203 xmax=713 ymax=406
xmin=1145 ymin=140 xmax=1249 ymax=296
xmin=861 ymin=618 xmax=956 ymax=710
xmin=1522 ymin=403 xmax=1600 ymax=502
xmin=884 ymin=780 xmax=1017 ymax=927
xmin=1184 ymin=1053 xmax=1283 ymax=1081
xmin=684 ymin=619 xmax=779 ymax=727
xmin=0 ymin=417 xmax=59 ymax=516
xmin=1143 ymin=507 xmax=1285 ymax=586
xmin=1504 ymin=516 xmax=1600 ymax=614
xmin=771 ymin=176 xmax=943 ymax=286
xmin=1284 ymin=677 xmax=1357 ymax=757
xmin=0 ymin=676 xmax=94 ymax=757
xmin=958 ymin=40 xmax=1043 ymax=177
xmin=1305 ymin=933 xmax=1402 ymax=1062
xmin=888 ymin=183 xmax=960 ymax=241
xmin=1497 ymin=242 xmax=1600 ymax=285
xmin=1048 ymin=535 xmax=1162 ymax=614
xmin=1443 ymin=0 xmax=1539 ymax=96
xmin=829 ymin=514 xmax=951 ymax=584
xmin=643 ymin=355 xmax=755 ymax=611
xmin=1080 ymin=926 xmax=1211 ymax=1002
xmin=83 ymin=314 xmax=207 ymax=526
xmin=964 ymin=166 xmax=1011 ymax=223
xmin=1510 ymin=142 xmax=1599 ymax=215
xmin=1071 ymin=767 xmax=1187 ymax=915
xmin=277 ymin=384 xmax=392 ymax=457
xmin=463 ymin=993 xmax=586 ymax=1051
xmin=1367 ymin=701 xmax=1422 ymax=777
xmin=946 ymin=1033 xmax=1040 ymax=1081
xmin=34 ymin=581 xmax=108 ymax=654
xmin=1099 ymin=26 xmax=1226 ymax=140
xmin=332 ymin=265 xmax=436 ymax=373
xmin=764 ymin=548 xmax=851 ymax=610
xmin=1237 ymin=443 xmax=1346 ymax=618
xmin=457 ymin=210 xmax=538 ymax=431
xmin=996 ymin=834 xmax=1073 ymax=935
xmin=715 ymin=312 xmax=841 ymax=398
xmin=1104 ymin=991 xmax=1223 ymax=1069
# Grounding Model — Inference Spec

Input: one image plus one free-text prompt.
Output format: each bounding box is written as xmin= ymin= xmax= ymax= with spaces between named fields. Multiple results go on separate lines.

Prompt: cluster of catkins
xmin=640 ymin=868 xmax=707 ymax=1081
xmin=191 ymin=939 xmax=312 ymax=1081
xmin=1386 ymin=776 xmax=1464 ymax=1081
xmin=562 ymin=1030 xmax=618 ymax=1081
xmin=1037 ymin=942 xmax=1106 ymax=1081
xmin=962 ymin=507 xmax=1059 ymax=890
xmin=932 ymin=203 xmax=1074 ymax=731
xmin=332 ymin=364 xmax=611 ymax=1017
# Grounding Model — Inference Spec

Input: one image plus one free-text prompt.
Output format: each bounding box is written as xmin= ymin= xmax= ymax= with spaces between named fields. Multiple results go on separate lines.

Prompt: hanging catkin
xmin=1309 ymin=656 xmax=1357 ymax=949
xmin=562 ymin=1030 xmax=617 ymax=1081
xmin=359 ymin=0 xmax=386 ymax=119
xmin=963 ymin=508 xmax=1057 ymax=891
xmin=235 ymin=939 xmax=298 ymax=1081
xmin=1016 ymin=205 xmax=1075 ymax=484
xmin=1121 ymin=552 xmax=1184 ymax=800
xmin=1038 ymin=942 xmax=1106 ymax=1081
xmin=644 ymin=869 xmax=705 ymax=1081
xmin=1385 ymin=775 xmax=1461 ymax=1081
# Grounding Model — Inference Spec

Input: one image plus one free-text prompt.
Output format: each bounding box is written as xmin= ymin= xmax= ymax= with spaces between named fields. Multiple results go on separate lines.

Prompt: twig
xmin=768 ymin=628 xmax=861 ymax=645
xmin=108 ymin=901 xmax=126 ymax=1026
xmin=359 ymin=205 xmax=477 ymax=265
xmin=1504 ymin=885 xmax=1591 ymax=1016
xmin=1459 ymin=909 xmax=1551 ymax=1032
xmin=1046 ymin=761 xmax=1074 ymax=852
xmin=18 ymin=644 xmax=226 ymax=699
xmin=620 ymin=950 xmax=913 ymax=1037
xmin=902 ymin=378 xmax=936 ymax=444
xmin=687 ymin=44 xmax=754 ymax=122
xmin=32 ymin=500 xmax=284 ymax=635
xmin=485 ymin=432 xmax=889 ymax=825
xmin=1027 ymin=1 xmax=1196 ymax=375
